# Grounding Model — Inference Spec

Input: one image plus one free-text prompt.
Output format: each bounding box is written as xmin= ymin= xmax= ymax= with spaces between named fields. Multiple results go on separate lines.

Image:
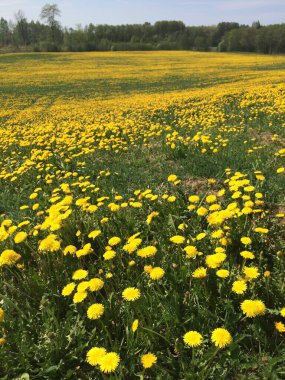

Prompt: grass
xmin=0 ymin=51 xmax=284 ymax=379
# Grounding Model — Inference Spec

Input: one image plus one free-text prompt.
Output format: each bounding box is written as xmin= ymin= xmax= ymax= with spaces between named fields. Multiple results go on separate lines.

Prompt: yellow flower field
xmin=0 ymin=51 xmax=284 ymax=379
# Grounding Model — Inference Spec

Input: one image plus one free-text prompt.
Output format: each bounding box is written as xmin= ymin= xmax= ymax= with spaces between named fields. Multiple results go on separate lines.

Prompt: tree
xmin=0 ymin=18 xmax=11 ymax=46
xmin=40 ymin=3 xmax=61 ymax=27
xmin=252 ymin=20 xmax=261 ymax=29
xmin=40 ymin=3 xmax=62 ymax=48
xmin=14 ymin=10 xmax=29 ymax=46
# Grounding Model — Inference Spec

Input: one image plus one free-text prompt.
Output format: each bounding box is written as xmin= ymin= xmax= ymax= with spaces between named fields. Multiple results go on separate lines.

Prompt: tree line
xmin=0 ymin=4 xmax=284 ymax=54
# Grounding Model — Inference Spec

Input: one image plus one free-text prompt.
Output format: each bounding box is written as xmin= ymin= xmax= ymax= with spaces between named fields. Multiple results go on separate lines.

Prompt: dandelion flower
xmin=188 ymin=195 xmax=200 ymax=203
xmin=232 ymin=280 xmax=247 ymax=294
xmin=243 ymin=266 xmax=260 ymax=280
xmin=192 ymin=267 xmax=207 ymax=279
xmin=72 ymin=269 xmax=88 ymax=280
xmin=168 ymin=174 xmax=177 ymax=182
xmin=206 ymin=195 xmax=217 ymax=204
xmin=137 ymin=246 xmax=157 ymax=258
xmin=14 ymin=231 xmax=28 ymax=244
xmin=216 ymin=269 xmax=229 ymax=278
xmin=73 ymin=291 xmax=88 ymax=304
xmin=141 ymin=352 xmax=157 ymax=368
xmin=87 ymin=303 xmax=104 ymax=320
xmin=240 ymin=251 xmax=255 ymax=259
xmin=196 ymin=232 xmax=206 ymax=240
xmin=108 ymin=236 xmax=121 ymax=246
xmin=132 ymin=319 xmax=139 ymax=332
xmin=122 ymin=287 xmax=141 ymax=301
xmin=254 ymin=227 xmax=269 ymax=234
xmin=183 ymin=331 xmax=203 ymax=347
xmin=103 ymin=250 xmax=116 ymax=260
xmin=149 ymin=267 xmax=165 ymax=280
xmin=241 ymin=237 xmax=252 ymax=245
xmin=197 ymin=207 xmax=208 ymax=216
xmin=0 ymin=250 xmax=21 ymax=266
xmin=88 ymin=278 xmax=104 ymax=291
xmin=39 ymin=234 xmax=60 ymax=252
xmin=86 ymin=347 xmax=106 ymax=366
xmin=184 ymin=245 xmax=198 ymax=258
xmin=170 ymin=235 xmax=185 ymax=244
xmin=88 ymin=230 xmax=101 ymax=239
xmin=62 ymin=282 xmax=76 ymax=296
xmin=63 ymin=245 xmax=77 ymax=255
xmin=99 ymin=352 xmax=120 ymax=373
xmin=0 ymin=336 xmax=6 ymax=346
xmin=211 ymin=328 xmax=232 ymax=348
xmin=241 ymin=300 xmax=266 ymax=317
xmin=77 ymin=281 xmax=90 ymax=292
xmin=275 ymin=322 xmax=285 ymax=333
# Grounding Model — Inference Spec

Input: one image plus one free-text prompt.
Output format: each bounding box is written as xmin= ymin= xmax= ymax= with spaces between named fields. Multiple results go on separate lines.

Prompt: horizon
xmin=0 ymin=0 xmax=284 ymax=27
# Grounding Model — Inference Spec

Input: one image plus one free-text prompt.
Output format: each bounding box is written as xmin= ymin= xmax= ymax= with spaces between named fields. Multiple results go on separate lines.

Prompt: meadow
xmin=0 ymin=51 xmax=284 ymax=379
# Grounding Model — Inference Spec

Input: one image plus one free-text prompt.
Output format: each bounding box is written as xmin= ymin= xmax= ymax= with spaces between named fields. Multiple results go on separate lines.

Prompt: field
xmin=0 ymin=51 xmax=285 ymax=379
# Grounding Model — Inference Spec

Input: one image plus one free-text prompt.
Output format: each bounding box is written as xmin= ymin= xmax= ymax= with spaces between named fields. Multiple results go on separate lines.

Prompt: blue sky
xmin=0 ymin=0 xmax=284 ymax=26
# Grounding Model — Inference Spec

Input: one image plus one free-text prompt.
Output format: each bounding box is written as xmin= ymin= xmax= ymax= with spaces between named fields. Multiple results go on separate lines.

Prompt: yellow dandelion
xmin=211 ymin=328 xmax=232 ymax=348
xmin=61 ymin=282 xmax=76 ymax=296
xmin=243 ymin=266 xmax=260 ymax=281
xmin=88 ymin=278 xmax=104 ymax=291
xmin=87 ymin=303 xmax=104 ymax=320
xmin=132 ymin=319 xmax=139 ymax=332
xmin=192 ymin=267 xmax=207 ymax=279
xmin=137 ymin=246 xmax=157 ymax=258
xmin=168 ymin=174 xmax=177 ymax=182
xmin=141 ymin=352 xmax=157 ymax=368
xmin=149 ymin=267 xmax=165 ymax=280
xmin=169 ymin=235 xmax=185 ymax=244
xmin=0 ymin=250 xmax=21 ymax=266
xmin=241 ymin=300 xmax=266 ymax=317
xmin=72 ymin=269 xmax=88 ymax=280
xmin=240 ymin=251 xmax=255 ymax=259
xmin=240 ymin=237 xmax=252 ymax=245
xmin=216 ymin=269 xmax=229 ymax=278
xmin=39 ymin=234 xmax=61 ymax=252
xmin=103 ymin=250 xmax=116 ymax=260
xmin=122 ymin=287 xmax=141 ymax=301
xmin=183 ymin=330 xmax=203 ymax=347
xmin=184 ymin=245 xmax=198 ymax=258
xmin=88 ymin=230 xmax=101 ymax=239
xmin=86 ymin=347 xmax=106 ymax=366
xmin=232 ymin=280 xmax=247 ymax=294
xmin=275 ymin=322 xmax=285 ymax=333
xmin=188 ymin=195 xmax=200 ymax=203
xmin=99 ymin=352 xmax=120 ymax=373
xmin=0 ymin=337 xmax=6 ymax=345
xmin=73 ymin=291 xmax=88 ymax=304
xmin=14 ymin=231 xmax=28 ymax=244
xmin=63 ymin=245 xmax=77 ymax=255
xmin=108 ymin=236 xmax=121 ymax=246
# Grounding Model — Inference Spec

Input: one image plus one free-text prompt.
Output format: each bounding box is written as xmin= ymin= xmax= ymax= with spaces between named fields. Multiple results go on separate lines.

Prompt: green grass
xmin=0 ymin=51 xmax=285 ymax=379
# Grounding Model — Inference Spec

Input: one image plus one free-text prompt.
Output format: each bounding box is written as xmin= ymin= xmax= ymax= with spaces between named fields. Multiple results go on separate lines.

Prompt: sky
xmin=0 ymin=0 xmax=284 ymax=27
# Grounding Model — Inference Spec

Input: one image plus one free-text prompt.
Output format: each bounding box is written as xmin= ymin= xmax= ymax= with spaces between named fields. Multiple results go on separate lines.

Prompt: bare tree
xmin=40 ymin=4 xmax=61 ymax=27
xmin=40 ymin=3 xmax=62 ymax=47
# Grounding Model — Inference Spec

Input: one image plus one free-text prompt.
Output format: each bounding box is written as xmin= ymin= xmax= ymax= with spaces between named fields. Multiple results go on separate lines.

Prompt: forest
xmin=0 ymin=4 xmax=285 ymax=54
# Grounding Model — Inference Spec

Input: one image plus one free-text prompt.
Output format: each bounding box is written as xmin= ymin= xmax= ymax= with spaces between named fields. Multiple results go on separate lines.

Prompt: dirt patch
xmin=248 ymin=130 xmax=285 ymax=146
